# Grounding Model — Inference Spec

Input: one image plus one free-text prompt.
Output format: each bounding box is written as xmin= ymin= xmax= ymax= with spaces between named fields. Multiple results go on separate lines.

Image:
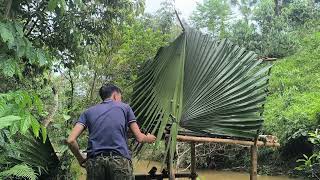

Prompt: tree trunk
xmin=89 ymin=72 xmax=97 ymax=103
xmin=43 ymin=86 xmax=59 ymax=127
xmin=274 ymin=0 xmax=283 ymax=16
xmin=5 ymin=0 xmax=12 ymax=18
xmin=68 ymin=70 xmax=74 ymax=109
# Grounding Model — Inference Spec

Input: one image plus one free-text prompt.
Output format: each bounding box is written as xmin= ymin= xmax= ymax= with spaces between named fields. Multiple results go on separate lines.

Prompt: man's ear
xmin=111 ymin=92 xmax=116 ymax=100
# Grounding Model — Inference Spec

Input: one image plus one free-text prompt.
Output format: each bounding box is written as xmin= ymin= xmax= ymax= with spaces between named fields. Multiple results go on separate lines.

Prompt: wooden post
xmin=165 ymin=137 xmax=175 ymax=180
xmin=190 ymin=142 xmax=196 ymax=180
xmin=169 ymin=156 xmax=175 ymax=180
xmin=250 ymin=144 xmax=258 ymax=180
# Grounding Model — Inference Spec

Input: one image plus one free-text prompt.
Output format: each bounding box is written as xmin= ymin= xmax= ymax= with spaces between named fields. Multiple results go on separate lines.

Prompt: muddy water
xmin=134 ymin=160 xmax=300 ymax=180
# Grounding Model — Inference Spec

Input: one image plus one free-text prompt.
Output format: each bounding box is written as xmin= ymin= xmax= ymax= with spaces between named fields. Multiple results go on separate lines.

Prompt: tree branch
xmin=43 ymin=86 xmax=59 ymax=127
xmin=5 ymin=0 xmax=12 ymax=19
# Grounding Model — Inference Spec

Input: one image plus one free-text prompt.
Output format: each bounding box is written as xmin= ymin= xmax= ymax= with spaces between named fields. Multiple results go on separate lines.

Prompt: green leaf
xmin=75 ymin=0 xmax=84 ymax=8
xmin=37 ymin=50 xmax=47 ymax=66
xmin=33 ymin=94 xmax=44 ymax=113
xmin=1 ymin=58 xmax=16 ymax=77
xmin=41 ymin=126 xmax=47 ymax=143
xmin=14 ymin=22 xmax=24 ymax=37
xmin=10 ymin=121 xmax=19 ymax=135
xmin=60 ymin=0 xmax=67 ymax=13
xmin=48 ymin=0 xmax=58 ymax=11
xmin=20 ymin=115 xmax=32 ymax=134
xmin=0 ymin=101 xmax=6 ymax=117
xmin=0 ymin=22 xmax=14 ymax=45
xmin=63 ymin=114 xmax=71 ymax=120
xmin=30 ymin=117 xmax=40 ymax=138
xmin=0 ymin=164 xmax=37 ymax=180
xmin=131 ymin=26 xmax=271 ymax=163
xmin=12 ymin=134 xmax=60 ymax=175
xmin=0 ymin=115 xmax=21 ymax=129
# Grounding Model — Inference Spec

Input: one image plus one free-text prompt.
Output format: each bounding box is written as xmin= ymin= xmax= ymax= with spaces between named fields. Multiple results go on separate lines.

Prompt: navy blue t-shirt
xmin=77 ymin=99 xmax=136 ymax=159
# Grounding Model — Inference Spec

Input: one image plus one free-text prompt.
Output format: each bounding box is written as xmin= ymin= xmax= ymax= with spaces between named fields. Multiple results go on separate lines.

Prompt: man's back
xmin=67 ymin=84 xmax=155 ymax=180
xmin=78 ymin=99 xmax=136 ymax=159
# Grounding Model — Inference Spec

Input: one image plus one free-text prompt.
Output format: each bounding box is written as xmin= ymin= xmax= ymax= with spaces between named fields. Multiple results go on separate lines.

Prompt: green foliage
xmin=190 ymin=0 xmax=231 ymax=38
xmin=191 ymin=0 xmax=320 ymax=58
xmin=0 ymin=21 xmax=49 ymax=78
xmin=0 ymin=164 xmax=37 ymax=180
xmin=264 ymin=32 xmax=320 ymax=143
xmin=12 ymin=134 xmax=60 ymax=176
xmin=295 ymin=129 xmax=320 ymax=178
xmin=0 ymin=91 xmax=45 ymax=137
xmin=0 ymin=115 xmax=21 ymax=129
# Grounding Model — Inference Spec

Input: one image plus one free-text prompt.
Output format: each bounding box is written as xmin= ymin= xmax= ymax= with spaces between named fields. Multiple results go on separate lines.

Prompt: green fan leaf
xmin=131 ymin=27 xmax=271 ymax=159
xmin=11 ymin=134 xmax=60 ymax=176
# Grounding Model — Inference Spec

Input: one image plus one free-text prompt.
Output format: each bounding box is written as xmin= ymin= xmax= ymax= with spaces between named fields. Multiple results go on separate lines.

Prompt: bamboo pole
xmin=190 ymin=142 xmax=196 ymax=180
xmin=169 ymin=158 xmax=175 ymax=180
xmin=176 ymin=135 xmax=280 ymax=147
xmin=250 ymin=144 xmax=258 ymax=180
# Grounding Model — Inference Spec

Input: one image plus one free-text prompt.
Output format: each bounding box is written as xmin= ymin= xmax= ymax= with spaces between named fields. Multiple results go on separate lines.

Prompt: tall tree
xmin=190 ymin=0 xmax=231 ymax=38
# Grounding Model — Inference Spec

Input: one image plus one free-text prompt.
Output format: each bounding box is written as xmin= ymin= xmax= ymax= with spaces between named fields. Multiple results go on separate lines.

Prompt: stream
xmin=134 ymin=160 xmax=301 ymax=180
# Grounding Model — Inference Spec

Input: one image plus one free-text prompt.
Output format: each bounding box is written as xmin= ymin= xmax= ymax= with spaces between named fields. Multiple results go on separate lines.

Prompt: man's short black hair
xmin=99 ymin=83 xmax=121 ymax=100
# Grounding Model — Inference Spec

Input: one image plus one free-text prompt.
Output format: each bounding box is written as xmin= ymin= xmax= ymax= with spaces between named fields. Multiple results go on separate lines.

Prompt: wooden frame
xmin=134 ymin=134 xmax=279 ymax=180
xmin=167 ymin=134 xmax=280 ymax=180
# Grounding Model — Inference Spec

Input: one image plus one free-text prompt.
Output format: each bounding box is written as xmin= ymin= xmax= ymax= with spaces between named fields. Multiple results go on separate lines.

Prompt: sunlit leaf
xmin=63 ymin=114 xmax=71 ymax=120
xmin=30 ymin=117 xmax=40 ymax=138
xmin=41 ymin=126 xmax=47 ymax=143
xmin=20 ymin=115 xmax=32 ymax=134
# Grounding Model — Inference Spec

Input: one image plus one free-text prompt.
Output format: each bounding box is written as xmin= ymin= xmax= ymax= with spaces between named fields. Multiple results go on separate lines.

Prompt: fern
xmin=0 ymin=164 xmax=37 ymax=180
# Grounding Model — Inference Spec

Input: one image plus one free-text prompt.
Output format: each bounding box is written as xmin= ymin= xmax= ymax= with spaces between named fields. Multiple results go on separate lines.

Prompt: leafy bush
xmin=0 ymin=164 xmax=37 ymax=180
xmin=264 ymin=32 xmax=320 ymax=144
xmin=296 ymin=129 xmax=320 ymax=179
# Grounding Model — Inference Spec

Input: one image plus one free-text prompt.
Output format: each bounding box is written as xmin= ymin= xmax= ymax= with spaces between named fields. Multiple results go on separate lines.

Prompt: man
xmin=67 ymin=84 xmax=156 ymax=180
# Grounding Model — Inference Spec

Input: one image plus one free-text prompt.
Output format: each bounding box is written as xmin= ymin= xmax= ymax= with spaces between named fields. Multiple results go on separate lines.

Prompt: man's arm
xmin=129 ymin=122 xmax=156 ymax=143
xmin=67 ymin=123 xmax=86 ymax=166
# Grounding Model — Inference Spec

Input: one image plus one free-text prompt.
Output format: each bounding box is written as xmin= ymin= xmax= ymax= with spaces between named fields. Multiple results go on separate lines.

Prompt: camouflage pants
xmin=86 ymin=155 xmax=134 ymax=180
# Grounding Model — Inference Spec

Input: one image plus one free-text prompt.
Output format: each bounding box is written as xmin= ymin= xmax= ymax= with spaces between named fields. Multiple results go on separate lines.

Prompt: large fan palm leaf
xmin=131 ymin=27 xmax=271 ymax=159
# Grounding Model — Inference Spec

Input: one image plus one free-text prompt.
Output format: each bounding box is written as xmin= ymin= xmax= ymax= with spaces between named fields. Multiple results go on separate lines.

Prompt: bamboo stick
xmin=176 ymin=135 xmax=280 ymax=147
